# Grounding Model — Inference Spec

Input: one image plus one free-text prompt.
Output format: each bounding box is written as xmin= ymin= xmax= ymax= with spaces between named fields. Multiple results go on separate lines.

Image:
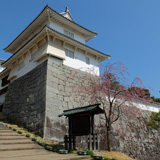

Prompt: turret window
xmin=64 ymin=30 xmax=74 ymax=39
xmin=86 ymin=57 xmax=90 ymax=65
xmin=65 ymin=48 xmax=74 ymax=59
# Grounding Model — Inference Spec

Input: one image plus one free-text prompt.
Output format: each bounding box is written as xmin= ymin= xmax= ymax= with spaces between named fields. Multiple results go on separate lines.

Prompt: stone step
xmin=0 ymin=130 xmax=14 ymax=132
xmin=0 ymin=139 xmax=32 ymax=144
xmin=0 ymin=136 xmax=27 ymax=140
xmin=0 ymin=141 xmax=33 ymax=145
xmin=0 ymin=129 xmax=11 ymax=131
xmin=0 ymin=149 xmax=48 ymax=158
xmin=0 ymin=149 xmax=91 ymax=160
xmin=0 ymin=133 xmax=24 ymax=136
xmin=0 ymin=127 xmax=10 ymax=129
xmin=0 ymin=144 xmax=43 ymax=151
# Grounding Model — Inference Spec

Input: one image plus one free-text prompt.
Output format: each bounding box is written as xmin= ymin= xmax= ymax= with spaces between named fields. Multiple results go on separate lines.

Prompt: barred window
xmin=86 ymin=57 xmax=90 ymax=65
xmin=64 ymin=30 xmax=74 ymax=39
xmin=65 ymin=48 xmax=74 ymax=59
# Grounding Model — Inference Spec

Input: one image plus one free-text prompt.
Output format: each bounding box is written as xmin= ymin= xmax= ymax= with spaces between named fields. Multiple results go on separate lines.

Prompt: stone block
xmin=57 ymin=95 xmax=63 ymax=101
xmin=46 ymin=86 xmax=58 ymax=94
xmin=62 ymin=101 xmax=68 ymax=108
xmin=3 ymin=60 xmax=47 ymax=136
xmin=58 ymin=85 xmax=64 ymax=91
xmin=51 ymin=77 xmax=59 ymax=84
xmin=64 ymin=97 xmax=69 ymax=102
xmin=52 ymin=83 xmax=58 ymax=89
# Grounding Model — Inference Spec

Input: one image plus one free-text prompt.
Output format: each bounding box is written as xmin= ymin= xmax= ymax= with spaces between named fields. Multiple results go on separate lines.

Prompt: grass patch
xmin=94 ymin=151 xmax=135 ymax=160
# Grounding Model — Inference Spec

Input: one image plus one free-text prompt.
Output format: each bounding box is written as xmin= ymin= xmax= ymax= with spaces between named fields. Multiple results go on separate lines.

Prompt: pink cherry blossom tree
xmin=68 ymin=63 xmax=151 ymax=151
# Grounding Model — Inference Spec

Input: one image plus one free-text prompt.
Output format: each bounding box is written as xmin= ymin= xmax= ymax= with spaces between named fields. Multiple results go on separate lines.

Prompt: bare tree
xmin=67 ymin=63 xmax=151 ymax=151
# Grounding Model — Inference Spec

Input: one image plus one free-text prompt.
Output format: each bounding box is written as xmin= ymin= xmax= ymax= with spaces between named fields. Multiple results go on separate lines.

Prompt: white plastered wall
xmin=0 ymin=66 xmax=5 ymax=73
xmin=109 ymin=96 xmax=160 ymax=113
xmin=63 ymin=44 xmax=100 ymax=75
xmin=50 ymin=20 xmax=86 ymax=44
xmin=5 ymin=37 xmax=100 ymax=83
xmin=133 ymin=101 xmax=160 ymax=113
xmin=8 ymin=43 xmax=48 ymax=81
xmin=47 ymin=40 xmax=99 ymax=75
xmin=7 ymin=40 xmax=64 ymax=81
xmin=47 ymin=40 xmax=65 ymax=60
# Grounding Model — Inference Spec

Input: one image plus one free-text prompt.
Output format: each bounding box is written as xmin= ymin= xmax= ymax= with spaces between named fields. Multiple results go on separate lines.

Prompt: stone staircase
xmin=0 ymin=125 xmax=91 ymax=160
xmin=0 ymin=125 xmax=43 ymax=151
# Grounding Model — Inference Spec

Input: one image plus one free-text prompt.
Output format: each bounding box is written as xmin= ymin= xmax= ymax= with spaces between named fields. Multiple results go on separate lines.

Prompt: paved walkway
xmin=0 ymin=126 xmax=90 ymax=160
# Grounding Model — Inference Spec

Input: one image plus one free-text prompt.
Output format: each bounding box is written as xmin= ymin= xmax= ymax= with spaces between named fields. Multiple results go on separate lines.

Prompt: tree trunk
xmin=106 ymin=127 xmax=111 ymax=151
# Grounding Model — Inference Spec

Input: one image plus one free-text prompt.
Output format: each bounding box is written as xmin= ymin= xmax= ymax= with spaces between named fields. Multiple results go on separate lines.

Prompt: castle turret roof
xmin=4 ymin=5 xmax=97 ymax=54
xmin=60 ymin=7 xmax=74 ymax=21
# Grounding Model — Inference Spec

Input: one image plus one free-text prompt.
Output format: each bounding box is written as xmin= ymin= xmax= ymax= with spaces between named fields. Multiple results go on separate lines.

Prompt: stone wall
xmin=44 ymin=59 xmax=91 ymax=141
xmin=3 ymin=61 xmax=47 ymax=136
xmin=2 ymin=58 xmax=160 ymax=160
xmin=44 ymin=59 xmax=160 ymax=160
xmin=94 ymin=106 xmax=160 ymax=160
xmin=110 ymin=109 xmax=160 ymax=160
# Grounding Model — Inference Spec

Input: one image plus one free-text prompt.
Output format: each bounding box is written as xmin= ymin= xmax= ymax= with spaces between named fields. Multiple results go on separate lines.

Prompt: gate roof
xmin=59 ymin=103 xmax=104 ymax=117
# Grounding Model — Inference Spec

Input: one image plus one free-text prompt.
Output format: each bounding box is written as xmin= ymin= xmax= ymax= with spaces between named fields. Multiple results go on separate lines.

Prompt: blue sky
xmin=0 ymin=0 xmax=160 ymax=97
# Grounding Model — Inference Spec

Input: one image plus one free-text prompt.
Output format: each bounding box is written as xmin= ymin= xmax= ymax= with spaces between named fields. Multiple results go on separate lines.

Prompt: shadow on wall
xmin=45 ymin=116 xmax=68 ymax=141
xmin=45 ymin=116 xmax=108 ymax=150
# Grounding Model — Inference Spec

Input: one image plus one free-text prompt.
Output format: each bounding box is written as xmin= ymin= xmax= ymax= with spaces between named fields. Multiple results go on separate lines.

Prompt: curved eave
xmin=4 ymin=5 xmax=49 ymax=53
xmin=0 ymin=68 xmax=10 ymax=79
xmin=46 ymin=26 xmax=110 ymax=62
xmin=3 ymin=25 xmax=110 ymax=68
xmin=4 ymin=5 xmax=97 ymax=54
xmin=46 ymin=5 xmax=97 ymax=36
xmin=2 ymin=26 xmax=47 ymax=67
xmin=0 ymin=59 xmax=5 ymax=64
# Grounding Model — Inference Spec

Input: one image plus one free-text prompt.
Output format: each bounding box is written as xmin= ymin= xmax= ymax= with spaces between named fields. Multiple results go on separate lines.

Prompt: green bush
xmin=58 ymin=149 xmax=68 ymax=154
xmin=86 ymin=150 xmax=94 ymax=156
xmin=18 ymin=131 xmax=22 ymax=134
xmin=147 ymin=111 xmax=160 ymax=129
xmin=77 ymin=151 xmax=87 ymax=155
xmin=69 ymin=150 xmax=75 ymax=154
xmin=53 ymin=148 xmax=59 ymax=152
xmin=26 ymin=134 xmax=30 ymax=138
xmin=38 ymin=141 xmax=46 ymax=146
xmin=32 ymin=137 xmax=37 ymax=141
xmin=105 ymin=158 xmax=117 ymax=160
xmin=34 ymin=134 xmax=39 ymax=137
xmin=45 ymin=145 xmax=53 ymax=151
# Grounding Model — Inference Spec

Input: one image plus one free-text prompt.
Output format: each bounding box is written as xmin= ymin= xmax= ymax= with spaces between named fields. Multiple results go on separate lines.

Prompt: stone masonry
xmin=43 ymin=59 xmax=91 ymax=141
xmin=2 ymin=59 xmax=160 ymax=160
xmin=3 ymin=61 xmax=47 ymax=136
xmin=44 ymin=59 xmax=160 ymax=160
xmin=110 ymin=110 xmax=160 ymax=160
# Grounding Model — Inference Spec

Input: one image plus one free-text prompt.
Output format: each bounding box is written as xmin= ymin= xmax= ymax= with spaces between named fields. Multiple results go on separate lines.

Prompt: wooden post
xmin=87 ymin=136 xmax=89 ymax=150
xmin=73 ymin=136 xmax=76 ymax=150
xmin=68 ymin=118 xmax=72 ymax=151
xmin=97 ymin=134 xmax=100 ymax=150
xmin=93 ymin=134 xmax=96 ymax=150
xmin=64 ymin=135 xmax=68 ymax=150
xmin=88 ymin=134 xmax=92 ymax=150
xmin=91 ymin=115 xmax=94 ymax=135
